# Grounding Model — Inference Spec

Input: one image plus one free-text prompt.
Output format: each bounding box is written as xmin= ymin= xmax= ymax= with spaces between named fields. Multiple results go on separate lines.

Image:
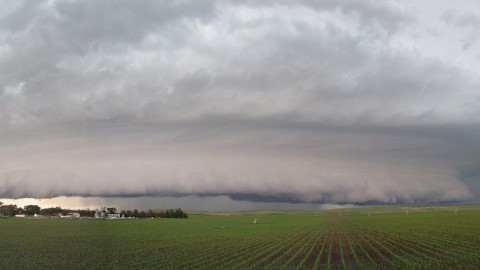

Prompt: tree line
xmin=106 ymin=207 xmax=188 ymax=218
xmin=0 ymin=203 xmax=42 ymax=216
xmin=0 ymin=202 xmax=188 ymax=218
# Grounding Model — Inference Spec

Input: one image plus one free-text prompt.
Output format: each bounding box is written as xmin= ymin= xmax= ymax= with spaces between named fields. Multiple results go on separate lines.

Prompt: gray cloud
xmin=0 ymin=1 xmax=479 ymax=206
xmin=0 ymin=121 xmax=476 ymax=204
xmin=441 ymin=9 xmax=480 ymax=50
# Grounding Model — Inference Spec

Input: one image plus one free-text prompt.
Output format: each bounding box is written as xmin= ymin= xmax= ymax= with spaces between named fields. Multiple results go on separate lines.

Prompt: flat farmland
xmin=1 ymin=206 xmax=480 ymax=269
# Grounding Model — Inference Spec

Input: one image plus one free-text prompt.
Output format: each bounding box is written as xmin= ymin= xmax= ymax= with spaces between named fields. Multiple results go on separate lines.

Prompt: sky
xmin=1 ymin=0 xmax=480 ymax=211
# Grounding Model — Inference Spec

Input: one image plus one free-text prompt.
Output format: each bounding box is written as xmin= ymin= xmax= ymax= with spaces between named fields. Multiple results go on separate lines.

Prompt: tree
xmin=24 ymin=205 xmax=41 ymax=216
xmin=40 ymin=207 xmax=63 ymax=216
xmin=78 ymin=209 xmax=95 ymax=217
xmin=175 ymin=208 xmax=188 ymax=218
xmin=157 ymin=208 xmax=188 ymax=218
xmin=0 ymin=204 xmax=18 ymax=217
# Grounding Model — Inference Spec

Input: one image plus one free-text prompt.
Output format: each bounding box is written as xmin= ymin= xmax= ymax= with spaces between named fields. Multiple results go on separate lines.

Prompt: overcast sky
xmin=1 ymin=0 xmax=480 ymax=210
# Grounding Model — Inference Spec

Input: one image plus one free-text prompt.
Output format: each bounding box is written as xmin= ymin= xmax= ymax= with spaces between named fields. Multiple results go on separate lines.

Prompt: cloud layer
xmin=1 ymin=0 xmax=479 ymax=205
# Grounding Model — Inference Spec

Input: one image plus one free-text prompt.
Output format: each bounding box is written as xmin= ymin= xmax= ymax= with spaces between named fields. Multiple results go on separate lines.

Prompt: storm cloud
xmin=1 ymin=0 xmax=479 ymax=206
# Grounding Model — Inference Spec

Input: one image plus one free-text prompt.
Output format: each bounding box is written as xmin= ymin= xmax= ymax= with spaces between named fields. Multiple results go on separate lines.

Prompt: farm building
xmin=95 ymin=209 xmax=106 ymax=219
xmin=107 ymin=213 xmax=121 ymax=219
xmin=67 ymin=213 xmax=81 ymax=219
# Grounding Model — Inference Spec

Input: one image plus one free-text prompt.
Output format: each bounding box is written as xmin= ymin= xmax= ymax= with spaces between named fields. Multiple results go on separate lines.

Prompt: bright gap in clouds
xmin=0 ymin=196 xmax=358 ymax=212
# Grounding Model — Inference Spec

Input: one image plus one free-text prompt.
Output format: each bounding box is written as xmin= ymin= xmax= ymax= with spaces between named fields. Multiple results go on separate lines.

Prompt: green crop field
xmin=1 ymin=205 xmax=480 ymax=269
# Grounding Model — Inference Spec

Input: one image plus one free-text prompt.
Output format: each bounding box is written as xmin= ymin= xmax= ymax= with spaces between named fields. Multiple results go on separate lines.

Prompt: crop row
xmin=166 ymin=215 xmax=480 ymax=269
xmin=3 ymin=211 xmax=479 ymax=269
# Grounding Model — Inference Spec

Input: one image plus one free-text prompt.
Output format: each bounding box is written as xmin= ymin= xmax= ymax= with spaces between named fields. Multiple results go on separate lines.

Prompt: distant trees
xmin=158 ymin=208 xmax=188 ymax=218
xmin=40 ymin=207 xmax=65 ymax=216
xmin=77 ymin=209 xmax=96 ymax=217
xmin=24 ymin=205 xmax=41 ymax=216
xmin=0 ymin=204 xmax=19 ymax=216
xmin=37 ymin=207 xmax=96 ymax=217
xmin=118 ymin=208 xmax=188 ymax=218
xmin=0 ymin=201 xmax=188 ymax=219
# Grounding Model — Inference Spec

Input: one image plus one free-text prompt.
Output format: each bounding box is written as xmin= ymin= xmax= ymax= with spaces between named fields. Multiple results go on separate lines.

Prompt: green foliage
xmin=0 ymin=204 xmax=18 ymax=216
xmin=157 ymin=208 xmax=188 ymax=218
xmin=23 ymin=205 xmax=41 ymax=216
xmin=39 ymin=207 xmax=63 ymax=216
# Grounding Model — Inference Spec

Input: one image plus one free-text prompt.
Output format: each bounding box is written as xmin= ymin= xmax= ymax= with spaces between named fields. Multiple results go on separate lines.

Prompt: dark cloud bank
xmin=1 ymin=0 xmax=480 ymax=207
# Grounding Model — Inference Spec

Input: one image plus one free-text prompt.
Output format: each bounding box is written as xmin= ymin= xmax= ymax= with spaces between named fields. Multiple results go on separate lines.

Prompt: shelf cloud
xmin=1 ymin=0 xmax=479 ymax=206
